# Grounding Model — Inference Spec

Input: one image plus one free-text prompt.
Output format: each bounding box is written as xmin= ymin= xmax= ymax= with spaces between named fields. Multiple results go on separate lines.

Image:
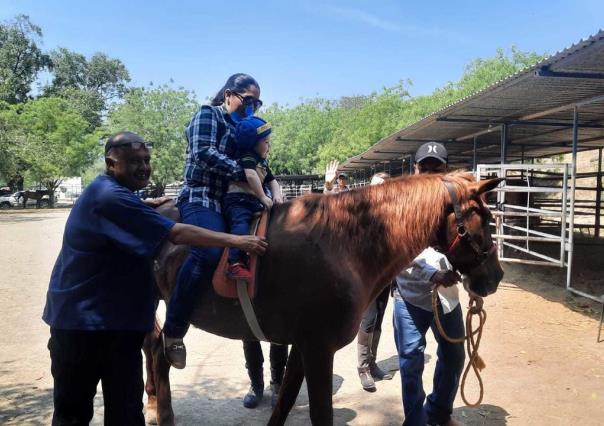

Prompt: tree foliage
xmin=106 ymin=85 xmax=199 ymax=194
xmin=1 ymin=97 xmax=100 ymax=204
xmin=0 ymin=15 xmax=50 ymax=104
xmin=44 ymin=48 xmax=131 ymax=128
xmin=263 ymin=48 xmax=546 ymax=175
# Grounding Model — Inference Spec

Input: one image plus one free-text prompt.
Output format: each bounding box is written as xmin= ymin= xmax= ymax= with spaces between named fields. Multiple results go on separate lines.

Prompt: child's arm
xmin=244 ymin=168 xmax=273 ymax=209
xmin=268 ymin=179 xmax=283 ymax=204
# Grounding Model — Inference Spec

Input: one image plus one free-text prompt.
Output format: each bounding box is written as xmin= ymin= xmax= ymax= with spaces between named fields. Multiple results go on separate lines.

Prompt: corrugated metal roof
xmin=340 ymin=30 xmax=604 ymax=173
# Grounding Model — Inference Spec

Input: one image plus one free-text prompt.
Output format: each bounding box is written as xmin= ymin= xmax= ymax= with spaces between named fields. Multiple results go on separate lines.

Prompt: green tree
xmin=0 ymin=101 xmax=22 ymax=182
xmin=263 ymin=48 xmax=546 ymax=176
xmin=45 ymin=48 xmax=131 ymax=128
xmin=106 ymin=85 xmax=199 ymax=195
xmin=5 ymin=97 xmax=100 ymax=206
xmin=0 ymin=15 xmax=50 ymax=103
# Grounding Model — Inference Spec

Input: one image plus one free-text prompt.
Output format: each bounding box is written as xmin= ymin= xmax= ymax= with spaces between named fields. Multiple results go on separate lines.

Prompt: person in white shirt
xmin=393 ymin=142 xmax=480 ymax=426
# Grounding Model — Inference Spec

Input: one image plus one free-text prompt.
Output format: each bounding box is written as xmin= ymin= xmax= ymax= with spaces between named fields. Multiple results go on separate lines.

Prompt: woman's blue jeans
xmin=163 ymin=200 xmax=224 ymax=338
xmin=393 ymin=295 xmax=465 ymax=426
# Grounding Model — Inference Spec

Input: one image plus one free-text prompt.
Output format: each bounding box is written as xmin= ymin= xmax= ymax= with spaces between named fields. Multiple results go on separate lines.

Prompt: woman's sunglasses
xmin=232 ymin=92 xmax=263 ymax=110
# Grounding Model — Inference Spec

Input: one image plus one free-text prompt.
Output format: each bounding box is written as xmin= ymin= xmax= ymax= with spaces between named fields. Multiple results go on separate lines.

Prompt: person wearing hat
xmin=223 ymin=116 xmax=288 ymax=409
xmin=323 ymin=160 xmax=350 ymax=194
xmin=223 ymin=115 xmax=282 ymax=280
xmin=42 ymin=131 xmax=267 ymax=425
xmin=393 ymin=142 xmax=474 ymax=426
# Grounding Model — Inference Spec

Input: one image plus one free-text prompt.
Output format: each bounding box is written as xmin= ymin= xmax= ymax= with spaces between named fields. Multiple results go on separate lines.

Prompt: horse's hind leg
xmin=152 ymin=334 xmax=175 ymax=425
xmin=302 ymin=345 xmax=335 ymax=426
xmin=143 ymin=320 xmax=162 ymax=424
xmin=268 ymin=345 xmax=304 ymax=426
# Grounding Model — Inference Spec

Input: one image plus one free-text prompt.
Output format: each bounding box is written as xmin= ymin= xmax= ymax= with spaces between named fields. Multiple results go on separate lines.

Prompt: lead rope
xmin=431 ymin=288 xmax=487 ymax=407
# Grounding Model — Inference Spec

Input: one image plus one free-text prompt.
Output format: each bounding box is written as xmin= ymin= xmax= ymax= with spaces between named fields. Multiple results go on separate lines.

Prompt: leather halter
xmin=442 ymin=180 xmax=496 ymax=267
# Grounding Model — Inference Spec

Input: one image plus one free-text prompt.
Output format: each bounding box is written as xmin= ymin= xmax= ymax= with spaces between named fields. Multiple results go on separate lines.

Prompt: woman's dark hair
xmin=211 ymin=73 xmax=260 ymax=106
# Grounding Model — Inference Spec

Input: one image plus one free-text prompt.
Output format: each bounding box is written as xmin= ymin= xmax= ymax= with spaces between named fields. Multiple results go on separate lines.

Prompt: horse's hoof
xmin=145 ymin=396 xmax=158 ymax=425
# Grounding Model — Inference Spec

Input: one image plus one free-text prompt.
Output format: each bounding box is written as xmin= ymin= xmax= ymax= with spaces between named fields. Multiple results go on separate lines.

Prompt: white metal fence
xmin=475 ymin=163 xmax=600 ymax=302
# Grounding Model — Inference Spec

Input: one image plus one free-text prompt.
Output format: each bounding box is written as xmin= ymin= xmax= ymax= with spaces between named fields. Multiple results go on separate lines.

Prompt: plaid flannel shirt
xmin=179 ymin=105 xmax=245 ymax=213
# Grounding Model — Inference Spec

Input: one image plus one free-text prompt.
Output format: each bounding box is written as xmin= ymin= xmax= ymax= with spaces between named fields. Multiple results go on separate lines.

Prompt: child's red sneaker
xmin=227 ymin=263 xmax=252 ymax=281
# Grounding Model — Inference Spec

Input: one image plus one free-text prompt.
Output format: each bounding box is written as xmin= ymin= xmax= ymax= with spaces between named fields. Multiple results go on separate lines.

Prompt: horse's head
xmin=436 ymin=175 xmax=504 ymax=297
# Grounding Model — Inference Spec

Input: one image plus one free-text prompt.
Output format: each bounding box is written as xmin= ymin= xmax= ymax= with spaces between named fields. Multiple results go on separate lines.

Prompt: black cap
xmin=338 ymin=172 xmax=348 ymax=179
xmin=415 ymin=142 xmax=448 ymax=164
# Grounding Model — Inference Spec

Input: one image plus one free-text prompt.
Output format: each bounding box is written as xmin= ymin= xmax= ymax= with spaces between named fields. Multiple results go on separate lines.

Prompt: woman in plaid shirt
xmin=162 ymin=73 xmax=264 ymax=369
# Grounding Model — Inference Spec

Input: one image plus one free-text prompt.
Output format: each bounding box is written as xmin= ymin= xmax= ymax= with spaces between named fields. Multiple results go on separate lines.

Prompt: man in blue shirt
xmin=43 ymin=131 xmax=267 ymax=425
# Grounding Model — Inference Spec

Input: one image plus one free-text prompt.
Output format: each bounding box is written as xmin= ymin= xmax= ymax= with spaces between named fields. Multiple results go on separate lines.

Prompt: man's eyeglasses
xmin=105 ymin=141 xmax=153 ymax=154
xmin=233 ymin=92 xmax=263 ymax=110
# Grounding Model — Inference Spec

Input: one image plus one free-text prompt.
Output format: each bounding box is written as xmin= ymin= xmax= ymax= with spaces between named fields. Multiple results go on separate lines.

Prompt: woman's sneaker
xmin=227 ymin=263 xmax=252 ymax=281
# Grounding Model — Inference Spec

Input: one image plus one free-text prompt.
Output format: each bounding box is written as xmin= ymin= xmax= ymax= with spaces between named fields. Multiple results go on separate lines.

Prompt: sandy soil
xmin=0 ymin=209 xmax=602 ymax=425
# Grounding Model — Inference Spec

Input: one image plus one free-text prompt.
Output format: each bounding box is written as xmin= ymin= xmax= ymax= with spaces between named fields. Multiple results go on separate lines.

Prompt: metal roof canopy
xmin=340 ymin=30 xmax=604 ymax=174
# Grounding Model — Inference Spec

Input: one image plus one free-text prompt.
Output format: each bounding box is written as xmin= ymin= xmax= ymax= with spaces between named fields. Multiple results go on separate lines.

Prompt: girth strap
xmin=236 ymin=279 xmax=268 ymax=342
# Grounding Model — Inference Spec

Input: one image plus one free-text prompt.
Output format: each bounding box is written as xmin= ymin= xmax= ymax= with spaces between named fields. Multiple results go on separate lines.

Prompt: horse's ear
xmin=475 ymin=177 xmax=505 ymax=194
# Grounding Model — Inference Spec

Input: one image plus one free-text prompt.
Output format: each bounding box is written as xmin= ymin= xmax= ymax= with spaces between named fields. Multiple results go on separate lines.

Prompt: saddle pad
xmin=212 ymin=210 xmax=269 ymax=299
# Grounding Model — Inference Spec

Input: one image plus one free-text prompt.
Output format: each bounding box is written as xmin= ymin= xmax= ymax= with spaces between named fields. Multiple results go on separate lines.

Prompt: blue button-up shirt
xmin=180 ymin=104 xmax=245 ymax=213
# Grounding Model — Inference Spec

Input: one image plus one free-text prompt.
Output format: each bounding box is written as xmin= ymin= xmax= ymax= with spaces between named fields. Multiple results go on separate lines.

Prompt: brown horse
xmin=144 ymin=172 xmax=504 ymax=425
xmin=17 ymin=189 xmax=51 ymax=208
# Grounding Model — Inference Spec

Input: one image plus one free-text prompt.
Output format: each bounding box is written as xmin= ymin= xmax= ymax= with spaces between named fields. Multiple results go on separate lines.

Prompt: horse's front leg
xmin=143 ymin=320 xmax=161 ymax=424
xmin=152 ymin=336 xmax=175 ymax=426
xmin=301 ymin=344 xmax=335 ymax=426
xmin=268 ymin=345 xmax=304 ymax=426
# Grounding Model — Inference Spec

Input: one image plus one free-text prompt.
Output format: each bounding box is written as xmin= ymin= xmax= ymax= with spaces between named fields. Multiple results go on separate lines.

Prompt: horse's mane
xmin=284 ymin=172 xmax=476 ymax=282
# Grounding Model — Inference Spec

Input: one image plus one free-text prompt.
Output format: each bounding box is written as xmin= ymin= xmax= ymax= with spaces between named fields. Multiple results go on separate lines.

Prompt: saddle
xmin=155 ymin=200 xmax=270 ymax=341
xmin=212 ymin=210 xmax=269 ymax=299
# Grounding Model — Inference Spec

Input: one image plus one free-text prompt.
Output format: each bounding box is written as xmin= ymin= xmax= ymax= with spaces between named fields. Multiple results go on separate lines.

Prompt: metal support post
xmin=500 ymin=124 xmax=508 ymax=165
xmin=596 ymin=148 xmax=603 ymax=238
xmin=565 ymin=107 xmax=599 ymax=302
xmin=472 ymin=136 xmax=478 ymax=172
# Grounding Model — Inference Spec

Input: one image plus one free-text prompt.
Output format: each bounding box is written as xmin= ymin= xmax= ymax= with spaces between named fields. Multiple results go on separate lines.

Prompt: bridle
xmin=441 ymin=180 xmax=496 ymax=269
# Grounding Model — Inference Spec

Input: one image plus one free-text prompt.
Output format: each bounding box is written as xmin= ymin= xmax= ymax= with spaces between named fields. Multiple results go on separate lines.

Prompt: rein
xmin=433 ymin=180 xmax=491 ymax=407
xmin=431 ymin=289 xmax=486 ymax=407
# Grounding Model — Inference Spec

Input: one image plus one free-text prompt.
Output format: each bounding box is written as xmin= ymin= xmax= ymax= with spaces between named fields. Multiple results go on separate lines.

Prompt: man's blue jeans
xmin=163 ymin=200 xmax=224 ymax=338
xmin=393 ymin=295 xmax=465 ymax=426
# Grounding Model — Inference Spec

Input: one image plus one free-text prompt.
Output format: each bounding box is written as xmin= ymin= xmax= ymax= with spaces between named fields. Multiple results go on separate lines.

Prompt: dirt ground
xmin=0 ymin=209 xmax=603 ymax=425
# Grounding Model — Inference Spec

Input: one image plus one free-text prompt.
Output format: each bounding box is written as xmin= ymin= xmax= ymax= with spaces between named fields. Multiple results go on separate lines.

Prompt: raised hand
xmin=324 ymin=160 xmax=340 ymax=184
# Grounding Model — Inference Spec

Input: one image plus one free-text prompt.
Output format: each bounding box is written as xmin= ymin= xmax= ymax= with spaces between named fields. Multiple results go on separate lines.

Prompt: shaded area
xmin=453 ymin=404 xmax=510 ymax=425
xmin=163 ymin=373 xmax=358 ymax=425
xmin=0 ymin=215 xmax=55 ymax=223
xmin=502 ymin=237 xmax=604 ymax=322
xmin=0 ymin=382 xmax=53 ymax=425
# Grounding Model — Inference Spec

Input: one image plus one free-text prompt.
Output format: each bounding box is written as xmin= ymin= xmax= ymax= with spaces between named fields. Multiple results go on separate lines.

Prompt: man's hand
xmin=273 ymin=194 xmax=284 ymax=204
xmin=261 ymin=196 xmax=273 ymax=209
xmin=235 ymin=235 xmax=268 ymax=255
xmin=431 ymin=270 xmax=461 ymax=287
xmin=144 ymin=196 xmax=171 ymax=208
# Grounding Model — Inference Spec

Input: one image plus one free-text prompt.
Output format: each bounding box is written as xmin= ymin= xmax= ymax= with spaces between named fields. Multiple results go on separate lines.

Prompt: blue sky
xmin=2 ymin=0 xmax=603 ymax=106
